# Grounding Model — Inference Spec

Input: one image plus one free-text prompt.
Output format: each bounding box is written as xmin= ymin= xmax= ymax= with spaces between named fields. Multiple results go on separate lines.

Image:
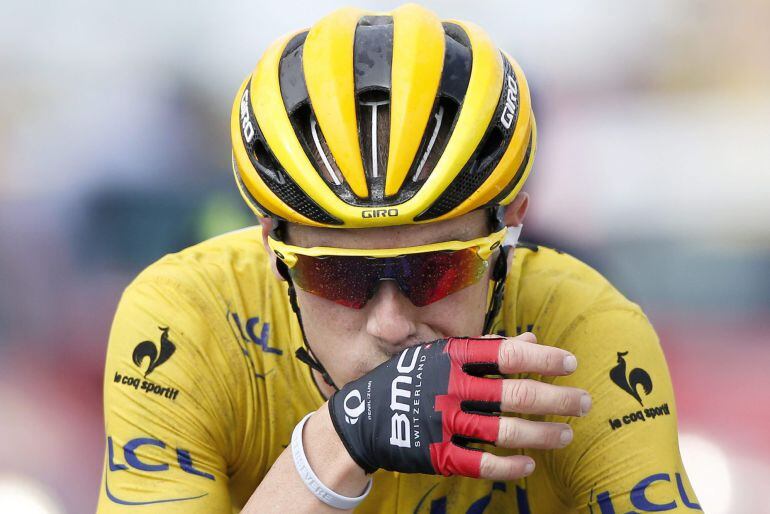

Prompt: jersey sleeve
xmin=542 ymin=307 xmax=702 ymax=513
xmin=96 ymin=274 xmax=249 ymax=513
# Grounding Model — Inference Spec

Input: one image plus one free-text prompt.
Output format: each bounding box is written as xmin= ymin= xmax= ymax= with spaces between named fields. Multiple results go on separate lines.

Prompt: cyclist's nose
xmin=365 ymin=280 xmax=417 ymax=346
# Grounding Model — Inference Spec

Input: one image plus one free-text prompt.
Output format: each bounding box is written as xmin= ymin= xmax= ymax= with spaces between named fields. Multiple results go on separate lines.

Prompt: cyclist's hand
xmin=328 ymin=333 xmax=590 ymax=481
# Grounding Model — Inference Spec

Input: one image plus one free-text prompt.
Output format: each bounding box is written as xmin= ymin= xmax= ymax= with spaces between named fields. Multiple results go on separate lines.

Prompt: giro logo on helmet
xmin=240 ymin=87 xmax=255 ymax=144
xmin=362 ymin=208 xmax=399 ymax=219
xmin=343 ymin=389 xmax=366 ymax=425
xmin=500 ymin=73 xmax=519 ymax=130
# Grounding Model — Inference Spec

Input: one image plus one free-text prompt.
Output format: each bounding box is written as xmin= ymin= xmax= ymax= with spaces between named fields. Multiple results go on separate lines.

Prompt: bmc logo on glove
xmin=390 ymin=346 xmax=425 ymax=448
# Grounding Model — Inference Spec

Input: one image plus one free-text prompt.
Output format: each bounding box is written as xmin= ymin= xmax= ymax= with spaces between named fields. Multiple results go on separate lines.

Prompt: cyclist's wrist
xmin=303 ymin=404 xmax=370 ymax=498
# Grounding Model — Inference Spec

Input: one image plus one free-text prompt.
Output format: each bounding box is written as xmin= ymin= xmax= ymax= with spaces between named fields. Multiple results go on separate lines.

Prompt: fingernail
xmin=563 ymin=354 xmax=577 ymax=373
xmin=580 ymin=394 xmax=592 ymax=416
xmin=524 ymin=462 xmax=535 ymax=475
xmin=559 ymin=428 xmax=573 ymax=446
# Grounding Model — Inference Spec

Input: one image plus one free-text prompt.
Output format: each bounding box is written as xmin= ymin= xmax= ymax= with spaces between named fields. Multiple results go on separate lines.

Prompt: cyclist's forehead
xmin=286 ymin=210 xmax=489 ymax=249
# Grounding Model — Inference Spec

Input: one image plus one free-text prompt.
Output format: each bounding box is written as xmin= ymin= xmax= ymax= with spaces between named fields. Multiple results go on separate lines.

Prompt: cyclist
xmin=98 ymin=4 xmax=701 ymax=513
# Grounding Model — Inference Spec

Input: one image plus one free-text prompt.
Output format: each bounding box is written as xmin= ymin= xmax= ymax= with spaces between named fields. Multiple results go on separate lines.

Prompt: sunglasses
xmin=268 ymin=226 xmax=520 ymax=309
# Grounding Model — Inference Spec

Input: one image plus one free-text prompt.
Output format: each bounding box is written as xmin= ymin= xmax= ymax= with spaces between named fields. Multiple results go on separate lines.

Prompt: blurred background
xmin=1 ymin=0 xmax=768 ymax=512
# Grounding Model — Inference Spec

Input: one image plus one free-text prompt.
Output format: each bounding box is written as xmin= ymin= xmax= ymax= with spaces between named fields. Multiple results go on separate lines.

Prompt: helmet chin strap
xmin=484 ymin=221 xmax=522 ymax=334
xmin=483 ymin=206 xmax=519 ymax=334
xmin=483 ymin=246 xmax=509 ymax=335
xmin=276 ymin=258 xmax=340 ymax=392
xmin=269 ymin=219 xmax=339 ymax=392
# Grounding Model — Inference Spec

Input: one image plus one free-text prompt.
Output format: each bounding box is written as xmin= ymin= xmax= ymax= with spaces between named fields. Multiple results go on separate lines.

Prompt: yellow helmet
xmin=231 ymin=3 xmax=536 ymax=229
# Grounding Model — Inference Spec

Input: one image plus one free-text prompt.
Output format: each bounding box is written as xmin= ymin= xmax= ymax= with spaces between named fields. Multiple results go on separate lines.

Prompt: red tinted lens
xmin=288 ymin=247 xmax=488 ymax=309
xmin=399 ymin=248 xmax=488 ymax=306
xmin=289 ymin=254 xmax=379 ymax=309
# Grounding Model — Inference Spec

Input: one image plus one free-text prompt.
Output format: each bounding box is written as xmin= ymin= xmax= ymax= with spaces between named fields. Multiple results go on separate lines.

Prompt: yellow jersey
xmin=97 ymin=227 xmax=701 ymax=513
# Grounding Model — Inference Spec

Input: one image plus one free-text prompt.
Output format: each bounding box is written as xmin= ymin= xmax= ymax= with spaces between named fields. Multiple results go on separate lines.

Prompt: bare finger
xmin=501 ymin=379 xmax=591 ymax=416
xmin=496 ymin=416 xmax=573 ymax=449
xmin=479 ymin=453 xmax=535 ymax=481
xmin=498 ymin=336 xmax=578 ymax=376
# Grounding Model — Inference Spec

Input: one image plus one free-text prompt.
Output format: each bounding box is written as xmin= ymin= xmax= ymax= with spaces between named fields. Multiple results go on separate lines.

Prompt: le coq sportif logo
xmin=609 ymin=351 xmax=652 ymax=405
xmin=132 ymin=326 xmax=176 ymax=377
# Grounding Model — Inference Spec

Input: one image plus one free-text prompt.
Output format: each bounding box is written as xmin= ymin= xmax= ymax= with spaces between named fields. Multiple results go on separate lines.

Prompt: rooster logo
xmin=132 ymin=326 xmax=176 ymax=377
xmin=609 ymin=351 xmax=652 ymax=405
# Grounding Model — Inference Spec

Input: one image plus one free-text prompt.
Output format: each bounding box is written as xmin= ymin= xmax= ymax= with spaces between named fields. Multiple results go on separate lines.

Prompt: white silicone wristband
xmin=291 ymin=413 xmax=373 ymax=510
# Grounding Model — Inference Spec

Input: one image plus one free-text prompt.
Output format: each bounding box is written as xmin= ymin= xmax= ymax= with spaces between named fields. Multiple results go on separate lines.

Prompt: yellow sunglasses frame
xmin=268 ymin=227 xmax=509 ymax=268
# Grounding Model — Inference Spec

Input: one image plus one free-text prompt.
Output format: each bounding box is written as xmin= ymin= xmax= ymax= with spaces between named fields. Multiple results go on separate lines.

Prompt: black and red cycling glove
xmin=329 ymin=337 xmax=504 ymax=477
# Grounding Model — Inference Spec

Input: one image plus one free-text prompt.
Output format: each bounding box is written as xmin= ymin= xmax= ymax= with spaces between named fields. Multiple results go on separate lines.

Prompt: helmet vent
xmin=358 ymin=15 xmax=393 ymax=27
xmin=442 ymin=22 xmax=471 ymax=49
xmin=357 ymin=90 xmax=390 ymax=201
xmin=475 ymin=125 xmax=505 ymax=172
xmin=439 ymin=24 xmax=472 ymax=105
xmin=415 ymin=56 xmax=520 ymax=221
xmin=403 ymin=97 xmax=458 ymax=186
xmin=354 ymin=21 xmax=394 ymax=94
xmin=310 ymin=117 xmax=342 ymax=185
xmin=290 ymin=104 xmax=347 ymax=191
xmin=412 ymin=105 xmax=444 ymax=182
xmin=279 ymin=31 xmax=310 ymax=115
xmin=251 ymin=139 xmax=285 ymax=183
xmin=240 ymin=96 xmax=342 ymax=225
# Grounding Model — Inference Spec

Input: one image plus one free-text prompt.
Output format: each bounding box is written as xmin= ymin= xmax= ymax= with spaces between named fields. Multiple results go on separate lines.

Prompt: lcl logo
xmin=107 ymin=436 xmax=214 ymax=481
xmin=594 ymin=471 xmax=701 ymax=512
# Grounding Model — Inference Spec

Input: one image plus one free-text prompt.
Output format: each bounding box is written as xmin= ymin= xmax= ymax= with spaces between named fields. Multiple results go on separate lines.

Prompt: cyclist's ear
xmin=503 ymin=192 xmax=529 ymax=228
xmin=258 ymin=217 xmax=285 ymax=281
